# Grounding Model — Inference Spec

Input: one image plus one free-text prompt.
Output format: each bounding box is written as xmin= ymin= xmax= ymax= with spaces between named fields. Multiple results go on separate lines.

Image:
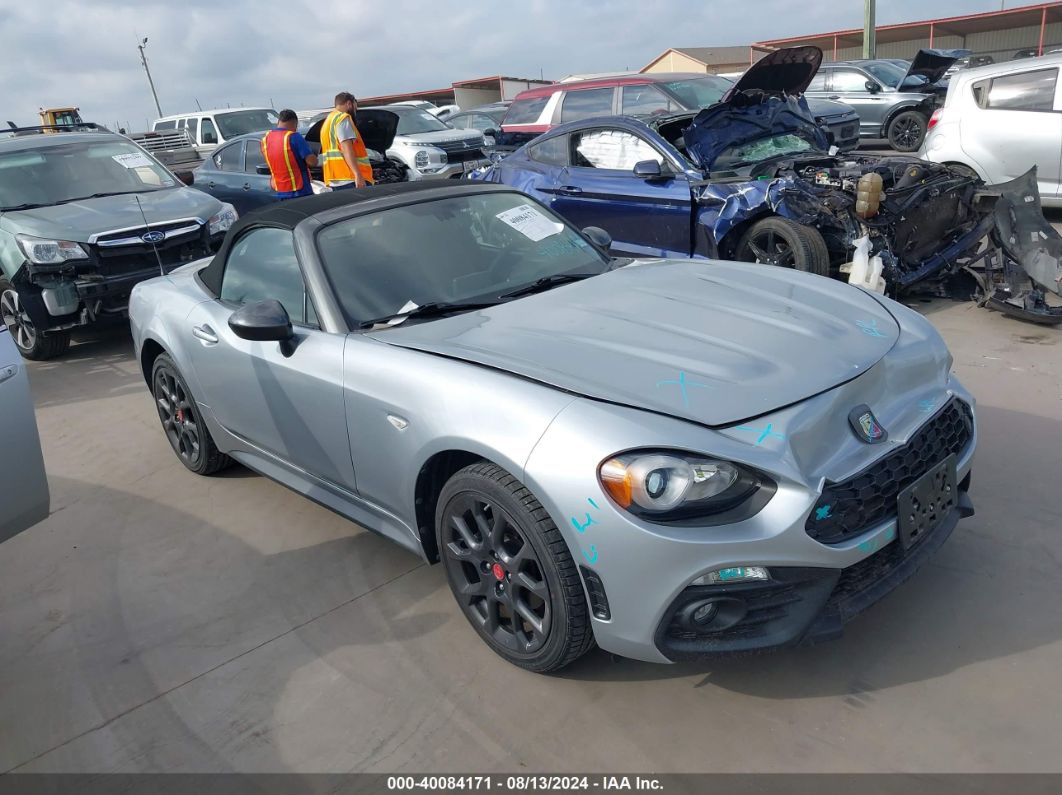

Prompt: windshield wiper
xmin=499 ymin=273 xmax=596 ymax=299
xmin=54 ymin=190 xmax=153 ymax=205
xmin=359 ymin=300 xmax=500 ymax=329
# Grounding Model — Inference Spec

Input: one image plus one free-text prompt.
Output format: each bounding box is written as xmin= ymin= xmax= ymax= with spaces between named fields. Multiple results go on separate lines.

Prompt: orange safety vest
xmin=261 ymin=130 xmax=305 ymax=193
xmin=320 ymin=110 xmax=374 ymax=185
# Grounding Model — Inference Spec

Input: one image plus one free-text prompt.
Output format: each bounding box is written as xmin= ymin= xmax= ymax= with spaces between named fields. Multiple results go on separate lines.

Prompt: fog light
xmin=691 ymin=566 xmax=769 ymax=586
xmin=691 ymin=602 xmax=717 ymax=624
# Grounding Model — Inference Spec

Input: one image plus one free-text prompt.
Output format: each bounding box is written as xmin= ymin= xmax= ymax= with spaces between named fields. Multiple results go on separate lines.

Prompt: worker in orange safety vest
xmin=319 ymin=92 xmax=373 ymax=189
xmin=260 ymin=109 xmax=318 ymax=200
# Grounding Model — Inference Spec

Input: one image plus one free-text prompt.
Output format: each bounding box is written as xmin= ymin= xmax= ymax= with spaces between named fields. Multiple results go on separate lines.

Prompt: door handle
xmin=828 ymin=95 xmax=841 ymax=100
xmin=192 ymin=324 xmax=218 ymax=344
xmin=242 ymin=184 xmax=252 ymax=191
xmin=557 ymin=186 xmax=583 ymax=195
xmin=0 ymin=364 xmax=17 ymax=385
xmin=207 ymin=181 xmax=216 ymax=188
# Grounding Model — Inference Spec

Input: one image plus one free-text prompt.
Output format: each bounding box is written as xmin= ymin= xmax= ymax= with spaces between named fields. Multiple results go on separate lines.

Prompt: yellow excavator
xmin=38 ymin=107 xmax=84 ymax=130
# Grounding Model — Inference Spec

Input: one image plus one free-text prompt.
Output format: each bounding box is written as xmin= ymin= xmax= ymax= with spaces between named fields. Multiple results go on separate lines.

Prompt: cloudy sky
xmin=2 ymin=0 xmax=1001 ymax=129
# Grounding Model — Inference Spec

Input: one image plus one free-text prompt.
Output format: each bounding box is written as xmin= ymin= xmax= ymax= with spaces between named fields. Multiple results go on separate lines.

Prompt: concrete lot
xmin=2 ymin=296 xmax=1061 ymax=774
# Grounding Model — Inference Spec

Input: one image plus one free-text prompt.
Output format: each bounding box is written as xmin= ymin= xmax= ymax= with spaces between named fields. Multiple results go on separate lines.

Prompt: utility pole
xmin=863 ymin=0 xmax=876 ymax=59
xmin=137 ymin=37 xmax=163 ymax=119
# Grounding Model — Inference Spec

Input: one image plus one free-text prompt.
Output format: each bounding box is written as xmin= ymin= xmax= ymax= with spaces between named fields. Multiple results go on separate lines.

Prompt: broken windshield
xmin=712 ymin=133 xmax=816 ymax=170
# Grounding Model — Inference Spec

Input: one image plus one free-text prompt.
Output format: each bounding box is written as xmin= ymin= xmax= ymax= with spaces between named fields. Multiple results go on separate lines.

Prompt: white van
xmin=152 ymin=108 xmax=279 ymax=155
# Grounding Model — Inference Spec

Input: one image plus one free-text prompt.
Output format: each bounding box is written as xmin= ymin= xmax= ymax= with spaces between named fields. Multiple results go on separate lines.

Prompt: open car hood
xmin=726 ymin=46 xmax=823 ymax=98
xmin=370 ymin=260 xmax=900 ymax=428
xmin=304 ymin=108 xmax=398 ymax=153
xmin=902 ymin=49 xmax=967 ymax=87
xmin=682 ymin=93 xmax=828 ymax=172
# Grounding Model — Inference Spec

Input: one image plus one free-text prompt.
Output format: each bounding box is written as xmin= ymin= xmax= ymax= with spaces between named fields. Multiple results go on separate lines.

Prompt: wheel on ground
xmin=151 ymin=353 xmax=231 ymax=475
xmin=886 ymin=110 xmax=927 ymax=152
xmin=0 ymin=280 xmax=71 ymax=360
xmin=437 ymin=462 xmax=595 ymax=672
xmin=734 ymin=216 xmax=831 ymax=276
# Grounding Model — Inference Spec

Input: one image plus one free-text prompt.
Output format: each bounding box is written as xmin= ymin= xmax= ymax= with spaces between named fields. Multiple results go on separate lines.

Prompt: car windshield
xmin=0 ymin=138 xmax=177 ymax=210
xmin=712 ymin=132 xmax=816 ymax=170
xmin=659 ymin=76 xmax=731 ymax=110
xmin=863 ymin=61 xmax=908 ymax=88
xmin=214 ymin=109 xmax=279 ymax=139
xmin=316 ymin=192 xmax=610 ymax=327
xmin=390 ymin=107 xmax=451 ymax=134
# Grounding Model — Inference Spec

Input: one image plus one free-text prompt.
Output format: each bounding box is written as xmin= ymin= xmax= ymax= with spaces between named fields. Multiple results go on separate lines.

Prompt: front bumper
xmin=657 ymin=482 xmax=972 ymax=660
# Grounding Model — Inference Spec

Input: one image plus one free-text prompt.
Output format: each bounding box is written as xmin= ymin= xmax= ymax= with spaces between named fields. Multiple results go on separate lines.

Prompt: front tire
xmin=734 ymin=217 xmax=831 ymax=276
xmin=0 ymin=280 xmax=71 ymax=361
xmin=151 ymin=353 xmax=231 ymax=475
xmin=887 ymin=110 xmax=927 ymax=152
xmin=437 ymin=462 xmax=595 ymax=672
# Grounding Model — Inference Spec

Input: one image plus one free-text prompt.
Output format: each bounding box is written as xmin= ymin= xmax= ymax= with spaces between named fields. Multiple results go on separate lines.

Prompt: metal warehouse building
xmin=757 ymin=1 xmax=1062 ymax=62
xmin=643 ymin=1 xmax=1062 ymax=73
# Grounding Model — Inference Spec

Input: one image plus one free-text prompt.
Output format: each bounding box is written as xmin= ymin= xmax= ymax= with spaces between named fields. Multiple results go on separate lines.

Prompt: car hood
xmin=369 ymin=260 xmax=900 ymax=427
xmin=902 ymin=49 xmax=966 ymax=87
xmin=682 ymin=93 xmax=829 ymax=172
xmin=0 ymin=187 xmax=223 ymax=243
xmin=303 ymin=109 xmax=399 ymax=153
xmin=727 ymin=45 xmax=824 ymax=97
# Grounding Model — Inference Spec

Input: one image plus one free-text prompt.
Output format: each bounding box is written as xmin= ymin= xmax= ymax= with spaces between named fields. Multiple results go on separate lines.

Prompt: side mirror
xmin=228 ymin=299 xmax=293 ymax=342
xmin=255 ymin=164 xmax=271 ymax=175
xmin=581 ymin=226 xmax=612 ymax=250
xmin=633 ymin=159 xmax=664 ymax=178
xmin=483 ymin=128 xmax=499 ymax=138
xmin=865 ymin=80 xmax=881 ymax=93
xmin=174 ymin=170 xmax=194 ymax=186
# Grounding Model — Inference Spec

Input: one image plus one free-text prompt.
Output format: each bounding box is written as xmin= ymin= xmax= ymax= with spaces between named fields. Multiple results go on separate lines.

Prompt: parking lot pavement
xmin=1 ymin=302 xmax=1061 ymax=774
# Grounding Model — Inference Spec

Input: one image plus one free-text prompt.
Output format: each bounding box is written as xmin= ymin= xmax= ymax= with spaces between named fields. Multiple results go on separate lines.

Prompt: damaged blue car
xmin=474 ymin=46 xmax=1062 ymax=322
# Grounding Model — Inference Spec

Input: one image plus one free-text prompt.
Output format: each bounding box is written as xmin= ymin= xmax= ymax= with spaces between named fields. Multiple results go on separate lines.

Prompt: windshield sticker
xmin=496 ymin=204 xmax=563 ymax=242
xmin=111 ymin=152 xmax=154 ymax=169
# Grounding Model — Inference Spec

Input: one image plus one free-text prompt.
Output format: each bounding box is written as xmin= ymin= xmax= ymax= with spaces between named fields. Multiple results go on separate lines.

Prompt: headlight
xmin=15 ymin=234 xmax=88 ymax=265
xmin=208 ymin=204 xmax=238 ymax=236
xmin=599 ymin=451 xmax=767 ymax=522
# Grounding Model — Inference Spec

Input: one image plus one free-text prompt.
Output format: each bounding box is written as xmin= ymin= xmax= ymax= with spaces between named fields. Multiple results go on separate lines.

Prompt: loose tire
xmin=437 ymin=462 xmax=595 ymax=672
xmin=734 ymin=217 xmax=831 ymax=277
xmin=0 ymin=280 xmax=71 ymax=361
xmin=886 ymin=110 xmax=927 ymax=153
xmin=151 ymin=353 xmax=231 ymax=475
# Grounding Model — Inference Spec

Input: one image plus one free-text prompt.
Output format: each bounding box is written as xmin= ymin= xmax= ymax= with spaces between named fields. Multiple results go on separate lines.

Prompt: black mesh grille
xmin=807 ymin=398 xmax=973 ymax=545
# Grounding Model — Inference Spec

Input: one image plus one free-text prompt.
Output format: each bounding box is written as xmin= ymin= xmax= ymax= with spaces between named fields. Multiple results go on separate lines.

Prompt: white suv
xmin=379 ymin=105 xmax=489 ymax=180
xmin=920 ymin=52 xmax=1062 ymax=206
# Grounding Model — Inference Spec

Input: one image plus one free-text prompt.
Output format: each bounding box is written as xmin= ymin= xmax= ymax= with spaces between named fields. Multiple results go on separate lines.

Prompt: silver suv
xmin=0 ymin=126 xmax=234 ymax=359
xmin=379 ymin=105 xmax=490 ymax=179
xmin=805 ymin=50 xmax=962 ymax=151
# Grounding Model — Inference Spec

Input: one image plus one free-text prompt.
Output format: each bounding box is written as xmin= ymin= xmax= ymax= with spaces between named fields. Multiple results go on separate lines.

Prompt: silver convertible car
xmin=130 ymin=182 xmax=976 ymax=672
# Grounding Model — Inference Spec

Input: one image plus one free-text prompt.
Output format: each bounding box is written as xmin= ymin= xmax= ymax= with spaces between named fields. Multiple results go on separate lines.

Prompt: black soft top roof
xmin=198 ymin=181 xmax=510 ymax=295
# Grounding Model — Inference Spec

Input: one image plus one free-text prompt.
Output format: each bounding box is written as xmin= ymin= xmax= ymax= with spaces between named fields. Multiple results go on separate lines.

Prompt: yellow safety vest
xmin=320 ymin=110 xmax=373 ymax=185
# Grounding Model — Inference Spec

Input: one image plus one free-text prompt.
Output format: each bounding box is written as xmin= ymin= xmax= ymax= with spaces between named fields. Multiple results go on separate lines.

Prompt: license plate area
xmin=897 ymin=454 xmax=957 ymax=550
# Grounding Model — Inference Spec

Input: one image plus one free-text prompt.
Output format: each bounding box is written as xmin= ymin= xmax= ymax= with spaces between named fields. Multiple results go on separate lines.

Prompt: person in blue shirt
xmin=261 ymin=109 xmax=318 ymax=200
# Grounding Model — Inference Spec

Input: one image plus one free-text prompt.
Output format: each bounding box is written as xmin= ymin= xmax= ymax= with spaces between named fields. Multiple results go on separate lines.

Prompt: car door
xmin=184 ymin=227 xmax=354 ymax=491
xmin=828 ymin=68 xmax=890 ymax=135
xmin=240 ymin=138 xmax=282 ymax=212
xmin=0 ymin=324 xmax=49 ymax=543
xmin=200 ymin=142 xmax=252 ymax=211
xmin=548 ymin=126 xmax=693 ymax=258
xmin=963 ymin=66 xmax=1062 ymax=196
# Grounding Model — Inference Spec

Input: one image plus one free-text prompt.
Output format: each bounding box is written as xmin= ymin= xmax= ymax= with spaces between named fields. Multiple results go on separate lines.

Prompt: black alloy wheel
xmin=735 ymin=216 xmax=831 ymax=276
xmin=442 ymin=492 xmax=552 ymax=654
xmin=151 ymin=354 xmax=230 ymax=475
xmin=887 ymin=110 xmax=927 ymax=153
xmin=437 ymin=463 xmax=595 ymax=672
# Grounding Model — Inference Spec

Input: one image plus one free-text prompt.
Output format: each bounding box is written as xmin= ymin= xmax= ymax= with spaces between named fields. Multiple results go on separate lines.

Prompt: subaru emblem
xmin=141 ymin=230 xmax=165 ymax=245
xmin=848 ymin=405 xmax=887 ymax=444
